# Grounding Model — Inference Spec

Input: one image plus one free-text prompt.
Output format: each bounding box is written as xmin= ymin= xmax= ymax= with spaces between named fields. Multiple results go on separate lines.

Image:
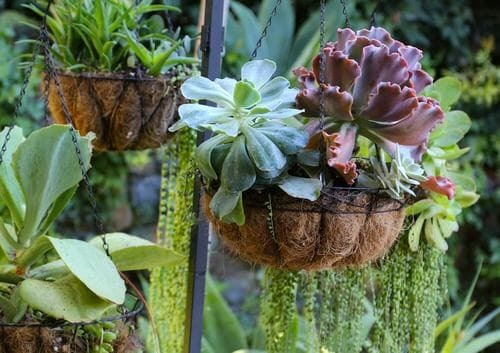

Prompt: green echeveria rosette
xmin=169 ymin=60 xmax=322 ymax=225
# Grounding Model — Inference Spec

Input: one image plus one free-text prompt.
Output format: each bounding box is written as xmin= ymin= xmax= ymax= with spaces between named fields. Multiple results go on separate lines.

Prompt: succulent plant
xmin=357 ymin=144 xmax=427 ymax=199
xmin=170 ymin=60 xmax=322 ymax=225
xmin=294 ymin=27 xmax=445 ymax=184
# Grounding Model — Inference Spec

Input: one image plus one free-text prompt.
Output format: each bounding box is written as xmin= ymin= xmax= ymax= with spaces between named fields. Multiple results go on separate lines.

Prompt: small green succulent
xmin=358 ymin=145 xmax=427 ymax=200
xmin=170 ymin=59 xmax=322 ymax=225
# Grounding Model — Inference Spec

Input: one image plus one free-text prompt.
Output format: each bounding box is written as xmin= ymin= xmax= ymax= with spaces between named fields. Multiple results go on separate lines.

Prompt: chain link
xmin=339 ymin=0 xmax=350 ymax=28
xmin=318 ymin=0 xmax=328 ymax=186
xmin=250 ymin=0 xmax=283 ymax=59
xmin=369 ymin=0 xmax=382 ymax=27
xmin=0 ymin=0 xmax=53 ymax=167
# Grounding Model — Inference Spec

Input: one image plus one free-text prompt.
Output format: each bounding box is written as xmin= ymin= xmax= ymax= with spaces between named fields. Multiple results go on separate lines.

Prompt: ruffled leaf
xmin=312 ymin=48 xmax=360 ymax=91
xmin=323 ymin=124 xmax=358 ymax=184
xmin=421 ymin=176 xmax=456 ymax=200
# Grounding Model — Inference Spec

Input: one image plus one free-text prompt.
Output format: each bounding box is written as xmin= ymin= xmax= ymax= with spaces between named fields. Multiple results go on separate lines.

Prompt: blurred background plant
xmin=0 ymin=0 xmax=498 ymax=352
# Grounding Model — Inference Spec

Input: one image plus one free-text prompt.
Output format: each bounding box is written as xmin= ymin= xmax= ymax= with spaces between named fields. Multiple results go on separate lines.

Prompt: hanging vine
xmin=369 ymin=240 xmax=446 ymax=353
xmin=318 ymin=269 xmax=368 ymax=353
xmin=148 ymin=130 xmax=196 ymax=353
xmin=261 ymin=268 xmax=300 ymax=353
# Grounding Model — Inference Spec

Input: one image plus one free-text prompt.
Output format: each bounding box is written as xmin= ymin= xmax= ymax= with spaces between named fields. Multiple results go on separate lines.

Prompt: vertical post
xmin=184 ymin=0 xmax=225 ymax=352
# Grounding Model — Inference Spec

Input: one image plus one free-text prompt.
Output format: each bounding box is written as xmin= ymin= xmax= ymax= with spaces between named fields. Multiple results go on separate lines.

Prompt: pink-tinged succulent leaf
xmin=352 ymin=45 xmax=410 ymax=110
xmin=296 ymin=85 xmax=354 ymax=121
xmin=421 ymin=176 xmax=456 ymax=200
xmin=374 ymin=97 xmax=444 ymax=148
xmin=408 ymin=69 xmax=433 ymax=93
xmin=312 ymin=48 xmax=360 ymax=91
xmin=358 ymin=27 xmax=395 ymax=47
xmin=343 ymin=36 xmax=373 ymax=62
xmin=398 ymin=46 xmax=423 ymax=70
xmin=323 ymin=124 xmax=358 ymax=184
xmin=293 ymin=67 xmax=317 ymax=90
xmin=335 ymin=28 xmax=357 ymax=51
xmin=360 ymin=83 xmax=419 ymax=124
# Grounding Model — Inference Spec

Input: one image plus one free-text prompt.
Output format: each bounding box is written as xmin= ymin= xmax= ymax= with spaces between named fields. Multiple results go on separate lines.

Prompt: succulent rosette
xmin=294 ymin=27 xmax=445 ymax=186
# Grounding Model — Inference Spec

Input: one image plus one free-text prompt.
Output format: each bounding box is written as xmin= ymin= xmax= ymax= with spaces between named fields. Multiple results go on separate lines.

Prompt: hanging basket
xmin=0 ymin=299 xmax=143 ymax=353
xmin=45 ymin=71 xmax=183 ymax=151
xmin=204 ymin=187 xmax=407 ymax=271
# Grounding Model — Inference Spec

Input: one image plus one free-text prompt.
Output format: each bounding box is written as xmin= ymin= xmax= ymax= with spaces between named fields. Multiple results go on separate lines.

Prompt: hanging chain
xmin=318 ymin=0 xmax=327 ymax=186
xmin=36 ymin=3 xmax=110 ymax=256
xmin=0 ymin=0 xmax=54 ymax=167
xmin=369 ymin=0 xmax=382 ymax=27
xmin=250 ymin=0 xmax=283 ymax=59
xmin=339 ymin=0 xmax=350 ymax=28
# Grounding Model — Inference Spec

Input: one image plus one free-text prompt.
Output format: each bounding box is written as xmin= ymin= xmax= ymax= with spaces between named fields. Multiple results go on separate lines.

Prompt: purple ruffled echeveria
xmin=294 ymin=27 xmax=444 ymax=184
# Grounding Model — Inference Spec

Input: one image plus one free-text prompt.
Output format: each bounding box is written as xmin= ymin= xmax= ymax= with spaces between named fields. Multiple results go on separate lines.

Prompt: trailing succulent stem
xmin=318 ymin=269 xmax=368 ymax=353
xmin=148 ymin=130 xmax=196 ymax=353
xmin=369 ymin=240 xmax=445 ymax=353
xmin=261 ymin=268 xmax=299 ymax=353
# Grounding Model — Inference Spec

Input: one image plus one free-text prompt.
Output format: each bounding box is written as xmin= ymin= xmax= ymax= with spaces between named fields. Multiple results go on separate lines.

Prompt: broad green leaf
xmin=205 ymin=120 xmax=241 ymax=137
xmin=170 ymin=104 xmax=233 ymax=132
xmin=221 ymin=136 xmax=256 ymax=192
xmin=242 ymin=126 xmax=286 ymax=174
xmin=258 ymin=108 xmax=303 ymax=120
xmin=447 ymin=172 xmax=477 ymax=191
xmin=259 ymin=125 xmax=309 ymax=154
xmin=278 ymin=176 xmax=321 ymax=201
xmin=202 ymin=338 xmax=217 ymax=353
xmin=210 ymin=189 xmax=244 ymax=225
xmin=220 ymin=194 xmax=245 ymax=226
xmin=431 ymin=128 xmax=466 ymax=147
xmin=233 ymin=81 xmax=261 ymax=108
xmin=445 ymin=110 xmax=471 ymax=135
xmin=0 ymin=126 xmax=25 ymax=228
xmin=15 ymin=235 xmax=54 ymax=268
xmin=455 ymin=190 xmax=480 ymax=208
xmin=229 ymin=2 xmax=264 ymax=59
xmin=211 ymin=144 xmax=232 ymax=177
xmin=15 ymin=125 xmax=92 ymax=244
xmin=47 ymin=237 xmax=125 ymax=304
xmin=0 ymin=222 xmax=18 ymax=259
xmin=196 ymin=135 xmax=233 ymax=180
xmin=89 ymin=233 xmax=185 ymax=271
xmin=181 ymin=76 xmax=235 ymax=108
xmin=20 ymin=276 xmax=114 ymax=322
xmin=431 ymin=77 xmax=462 ymax=110
xmin=37 ymin=185 xmax=78 ymax=237
xmin=203 ymin=276 xmax=248 ymax=353
xmin=241 ymin=59 xmax=276 ymax=89
xmin=29 ymin=259 xmax=68 ymax=280
xmin=405 ymin=199 xmax=435 ymax=216
xmin=259 ymin=77 xmax=292 ymax=107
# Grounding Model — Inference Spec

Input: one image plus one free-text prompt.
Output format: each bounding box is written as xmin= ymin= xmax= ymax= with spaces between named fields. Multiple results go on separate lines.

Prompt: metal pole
xmin=184 ymin=0 xmax=225 ymax=352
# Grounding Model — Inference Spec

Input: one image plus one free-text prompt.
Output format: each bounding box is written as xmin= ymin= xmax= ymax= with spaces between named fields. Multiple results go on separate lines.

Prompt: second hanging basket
xmin=204 ymin=187 xmax=406 ymax=271
xmin=46 ymin=72 xmax=183 ymax=151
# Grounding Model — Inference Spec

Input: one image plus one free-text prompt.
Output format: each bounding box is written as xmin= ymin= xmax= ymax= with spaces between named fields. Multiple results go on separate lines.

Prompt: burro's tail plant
xmin=0 ymin=125 xmax=183 ymax=325
xmin=169 ymin=59 xmax=322 ymax=225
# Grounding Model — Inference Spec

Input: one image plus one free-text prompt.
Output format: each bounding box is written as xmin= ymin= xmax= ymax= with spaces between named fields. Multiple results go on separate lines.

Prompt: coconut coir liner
xmin=0 ymin=322 xmax=141 ymax=353
xmin=46 ymin=72 xmax=183 ymax=151
xmin=204 ymin=188 xmax=405 ymax=271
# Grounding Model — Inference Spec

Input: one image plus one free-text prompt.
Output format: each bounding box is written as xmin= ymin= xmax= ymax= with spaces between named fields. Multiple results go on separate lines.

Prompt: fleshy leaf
xmin=323 ymin=124 xmax=358 ymax=184
xmin=278 ymin=176 xmax=321 ymax=201
xmin=196 ymin=134 xmax=233 ymax=180
xmin=180 ymin=76 xmax=234 ymax=107
xmin=89 ymin=233 xmax=185 ymax=271
xmin=14 ymin=125 xmax=92 ymax=245
xmin=233 ymin=81 xmax=261 ymax=108
xmin=220 ymin=136 xmax=256 ymax=192
xmin=420 ymin=176 xmax=456 ymax=200
xmin=241 ymin=59 xmax=276 ymax=89
xmin=47 ymin=236 xmax=125 ymax=304
xmin=170 ymin=104 xmax=233 ymax=132
xmin=20 ymin=276 xmax=114 ymax=322
xmin=312 ymin=48 xmax=360 ymax=91
xmin=242 ymin=126 xmax=286 ymax=174
xmin=210 ymin=189 xmax=244 ymax=225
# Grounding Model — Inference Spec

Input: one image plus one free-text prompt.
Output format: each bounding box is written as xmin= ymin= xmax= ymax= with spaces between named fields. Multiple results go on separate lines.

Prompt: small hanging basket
xmin=0 ymin=299 xmax=143 ymax=353
xmin=204 ymin=187 xmax=407 ymax=271
xmin=46 ymin=71 xmax=183 ymax=151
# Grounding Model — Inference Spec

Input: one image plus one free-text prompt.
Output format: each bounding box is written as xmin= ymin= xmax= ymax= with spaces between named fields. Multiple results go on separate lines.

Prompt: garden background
xmin=0 ymin=0 xmax=498 ymax=352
